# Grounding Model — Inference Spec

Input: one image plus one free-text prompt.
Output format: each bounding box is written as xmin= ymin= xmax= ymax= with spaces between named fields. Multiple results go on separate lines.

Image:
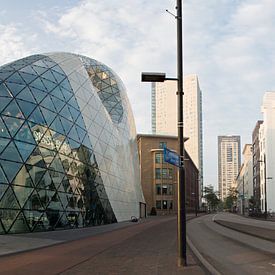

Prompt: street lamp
xmin=141 ymin=0 xmax=185 ymax=266
xmin=242 ymin=176 xmax=245 ymax=216
xmin=141 ymin=72 xmax=177 ymax=82
xmin=258 ymin=154 xmax=272 ymax=219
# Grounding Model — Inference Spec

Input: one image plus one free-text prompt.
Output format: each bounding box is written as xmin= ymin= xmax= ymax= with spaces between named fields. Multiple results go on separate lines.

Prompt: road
xmin=187 ymin=213 xmax=275 ymax=275
xmin=0 ymin=216 xmax=205 ymax=275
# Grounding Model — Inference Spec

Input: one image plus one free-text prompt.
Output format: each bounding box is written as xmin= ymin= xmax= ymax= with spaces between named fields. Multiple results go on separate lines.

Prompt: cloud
xmin=37 ymin=0 xmax=177 ymax=133
xmin=185 ymin=0 xmax=275 ymax=188
xmin=0 ymin=24 xmax=36 ymax=66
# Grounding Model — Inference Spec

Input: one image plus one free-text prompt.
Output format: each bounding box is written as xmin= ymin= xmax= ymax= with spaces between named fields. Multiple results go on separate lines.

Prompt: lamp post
xmin=258 ymin=154 xmax=272 ymax=219
xmin=242 ymin=176 xmax=245 ymax=216
xmin=141 ymin=0 xmax=186 ymax=266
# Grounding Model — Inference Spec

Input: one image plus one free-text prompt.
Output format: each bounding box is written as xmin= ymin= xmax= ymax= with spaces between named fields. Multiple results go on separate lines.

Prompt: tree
xmin=203 ymin=185 xmax=220 ymax=212
xmin=224 ymin=187 xmax=238 ymax=211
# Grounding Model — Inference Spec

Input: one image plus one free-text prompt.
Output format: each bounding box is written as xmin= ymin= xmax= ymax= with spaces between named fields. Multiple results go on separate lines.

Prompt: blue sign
xmin=163 ymin=146 xmax=181 ymax=167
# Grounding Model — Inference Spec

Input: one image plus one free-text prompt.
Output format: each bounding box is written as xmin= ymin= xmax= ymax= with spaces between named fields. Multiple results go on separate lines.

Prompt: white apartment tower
xmin=260 ymin=92 xmax=275 ymax=213
xmin=151 ymin=74 xmax=203 ymax=200
xmin=218 ymin=136 xmax=241 ymax=201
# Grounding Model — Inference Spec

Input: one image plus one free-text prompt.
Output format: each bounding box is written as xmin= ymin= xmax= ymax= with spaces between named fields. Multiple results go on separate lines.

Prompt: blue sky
xmin=1 ymin=0 xmax=275 ymax=189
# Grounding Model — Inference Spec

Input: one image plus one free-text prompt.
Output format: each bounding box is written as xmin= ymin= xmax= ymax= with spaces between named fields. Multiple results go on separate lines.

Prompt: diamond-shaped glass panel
xmin=9 ymin=212 xmax=30 ymax=233
xmin=18 ymin=72 xmax=37 ymax=84
xmin=0 ymin=83 xmax=12 ymax=97
xmin=2 ymin=99 xmax=24 ymax=119
xmin=12 ymin=165 xmax=33 ymax=187
xmin=16 ymin=87 xmax=36 ymax=103
xmin=0 ymin=160 xmax=23 ymax=182
xmin=28 ymin=107 xmax=46 ymax=125
xmin=14 ymin=122 xmax=36 ymax=144
xmin=0 ymin=187 xmax=20 ymax=209
xmin=15 ymin=141 xmax=35 ymax=162
xmin=0 ymin=141 xmax=23 ymax=162
xmin=40 ymin=95 xmax=56 ymax=112
xmin=0 ymin=139 xmax=9 ymax=155
xmin=2 ymin=116 xmax=24 ymax=137
xmin=23 ymin=209 xmax=43 ymax=231
xmin=29 ymin=87 xmax=47 ymax=103
xmin=16 ymin=99 xmax=36 ymax=119
xmin=5 ymin=82 xmax=25 ymax=96
xmin=1 ymin=209 xmax=20 ymax=232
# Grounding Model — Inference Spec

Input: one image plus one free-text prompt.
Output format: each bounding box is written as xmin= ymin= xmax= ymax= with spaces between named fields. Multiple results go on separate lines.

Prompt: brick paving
xmin=0 ymin=215 xmax=206 ymax=275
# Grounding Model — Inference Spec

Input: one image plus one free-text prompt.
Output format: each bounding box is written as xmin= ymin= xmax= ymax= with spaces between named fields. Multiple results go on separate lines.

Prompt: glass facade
xmin=0 ymin=53 xmax=144 ymax=234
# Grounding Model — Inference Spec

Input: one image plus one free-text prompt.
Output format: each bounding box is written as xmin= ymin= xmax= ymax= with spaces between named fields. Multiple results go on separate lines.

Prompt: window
xmin=159 ymin=142 xmax=167 ymax=149
xmin=162 ymin=200 xmax=168 ymax=209
xmin=162 ymin=185 xmax=168 ymax=195
xmin=168 ymin=184 xmax=173 ymax=195
xmin=162 ymin=168 xmax=173 ymax=179
xmin=156 ymin=184 xmax=161 ymax=195
xmin=155 ymin=152 xmax=162 ymax=163
xmin=155 ymin=168 xmax=161 ymax=179
xmin=169 ymin=201 xmax=173 ymax=210
xmin=156 ymin=200 xmax=161 ymax=209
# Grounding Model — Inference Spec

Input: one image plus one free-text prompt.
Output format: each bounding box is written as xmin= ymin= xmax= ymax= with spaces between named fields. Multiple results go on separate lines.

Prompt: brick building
xmin=137 ymin=134 xmax=199 ymax=215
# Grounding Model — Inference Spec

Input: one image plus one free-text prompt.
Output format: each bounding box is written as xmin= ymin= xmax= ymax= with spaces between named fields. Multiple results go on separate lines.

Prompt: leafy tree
xmin=203 ymin=185 xmax=220 ymax=212
xmin=224 ymin=187 xmax=238 ymax=211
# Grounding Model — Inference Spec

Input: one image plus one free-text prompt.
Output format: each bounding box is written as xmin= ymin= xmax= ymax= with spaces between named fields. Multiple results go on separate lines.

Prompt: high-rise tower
xmin=151 ymin=74 xmax=203 ymax=200
xmin=218 ymin=136 xmax=241 ymax=201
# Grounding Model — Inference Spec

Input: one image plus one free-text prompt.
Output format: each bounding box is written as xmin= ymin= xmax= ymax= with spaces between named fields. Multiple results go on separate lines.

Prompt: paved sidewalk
xmin=0 ymin=215 xmax=206 ymax=274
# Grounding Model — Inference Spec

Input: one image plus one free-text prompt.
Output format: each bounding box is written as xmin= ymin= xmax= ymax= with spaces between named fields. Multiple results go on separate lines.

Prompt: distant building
xmin=137 ymin=134 xmax=199 ymax=215
xmin=236 ymin=144 xmax=253 ymax=214
xmin=218 ymin=136 xmax=241 ymax=201
xmin=151 ymin=74 xmax=203 ymax=202
xmin=252 ymin=120 xmax=263 ymax=211
xmin=260 ymin=92 xmax=275 ymax=213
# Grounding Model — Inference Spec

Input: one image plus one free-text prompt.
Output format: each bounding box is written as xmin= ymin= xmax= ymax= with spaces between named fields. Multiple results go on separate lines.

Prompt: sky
xmin=1 ymin=0 xmax=275 ymax=189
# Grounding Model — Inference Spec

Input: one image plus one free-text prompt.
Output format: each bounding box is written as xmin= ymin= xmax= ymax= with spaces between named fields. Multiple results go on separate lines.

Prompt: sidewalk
xmin=0 ymin=215 xmax=207 ymax=274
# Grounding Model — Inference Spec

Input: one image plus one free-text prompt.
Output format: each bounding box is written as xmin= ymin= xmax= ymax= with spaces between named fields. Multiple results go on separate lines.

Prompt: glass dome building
xmin=0 ymin=53 xmax=144 ymax=234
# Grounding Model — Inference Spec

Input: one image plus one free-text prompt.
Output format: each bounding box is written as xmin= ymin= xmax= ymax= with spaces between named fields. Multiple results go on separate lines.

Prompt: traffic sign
xmin=163 ymin=146 xmax=181 ymax=167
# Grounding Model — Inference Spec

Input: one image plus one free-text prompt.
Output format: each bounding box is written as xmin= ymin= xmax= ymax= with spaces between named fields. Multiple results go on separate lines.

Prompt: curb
xmin=213 ymin=219 xmax=275 ymax=242
xmin=186 ymin=235 xmax=221 ymax=275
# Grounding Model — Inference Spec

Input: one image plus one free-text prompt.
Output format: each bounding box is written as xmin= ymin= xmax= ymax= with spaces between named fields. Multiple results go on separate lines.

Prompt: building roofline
xmin=137 ymin=133 xmax=189 ymax=142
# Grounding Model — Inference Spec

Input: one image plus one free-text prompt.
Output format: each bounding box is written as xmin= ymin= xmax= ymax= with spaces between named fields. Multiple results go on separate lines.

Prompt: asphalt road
xmin=187 ymin=214 xmax=275 ymax=275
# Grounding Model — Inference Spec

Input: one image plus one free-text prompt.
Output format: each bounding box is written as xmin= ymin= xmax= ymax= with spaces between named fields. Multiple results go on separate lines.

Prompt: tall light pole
xmin=242 ymin=175 xmax=245 ymax=216
xmin=258 ymin=154 xmax=272 ymax=219
xmin=141 ymin=0 xmax=186 ymax=266
xmin=176 ymin=0 xmax=186 ymax=267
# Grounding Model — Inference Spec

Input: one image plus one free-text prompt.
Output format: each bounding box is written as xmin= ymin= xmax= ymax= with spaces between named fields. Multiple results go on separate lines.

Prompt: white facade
xmin=236 ymin=144 xmax=253 ymax=214
xmin=152 ymin=81 xmax=177 ymax=136
xmin=184 ymin=75 xmax=203 ymax=198
xmin=218 ymin=136 xmax=241 ymax=201
xmin=259 ymin=123 xmax=266 ymax=212
xmin=261 ymin=92 xmax=275 ymax=213
xmin=151 ymin=75 xmax=203 ymax=200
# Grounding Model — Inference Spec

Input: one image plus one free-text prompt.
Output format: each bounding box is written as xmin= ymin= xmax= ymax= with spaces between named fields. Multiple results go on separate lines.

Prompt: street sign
xmin=163 ymin=146 xmax=181 ymax=167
